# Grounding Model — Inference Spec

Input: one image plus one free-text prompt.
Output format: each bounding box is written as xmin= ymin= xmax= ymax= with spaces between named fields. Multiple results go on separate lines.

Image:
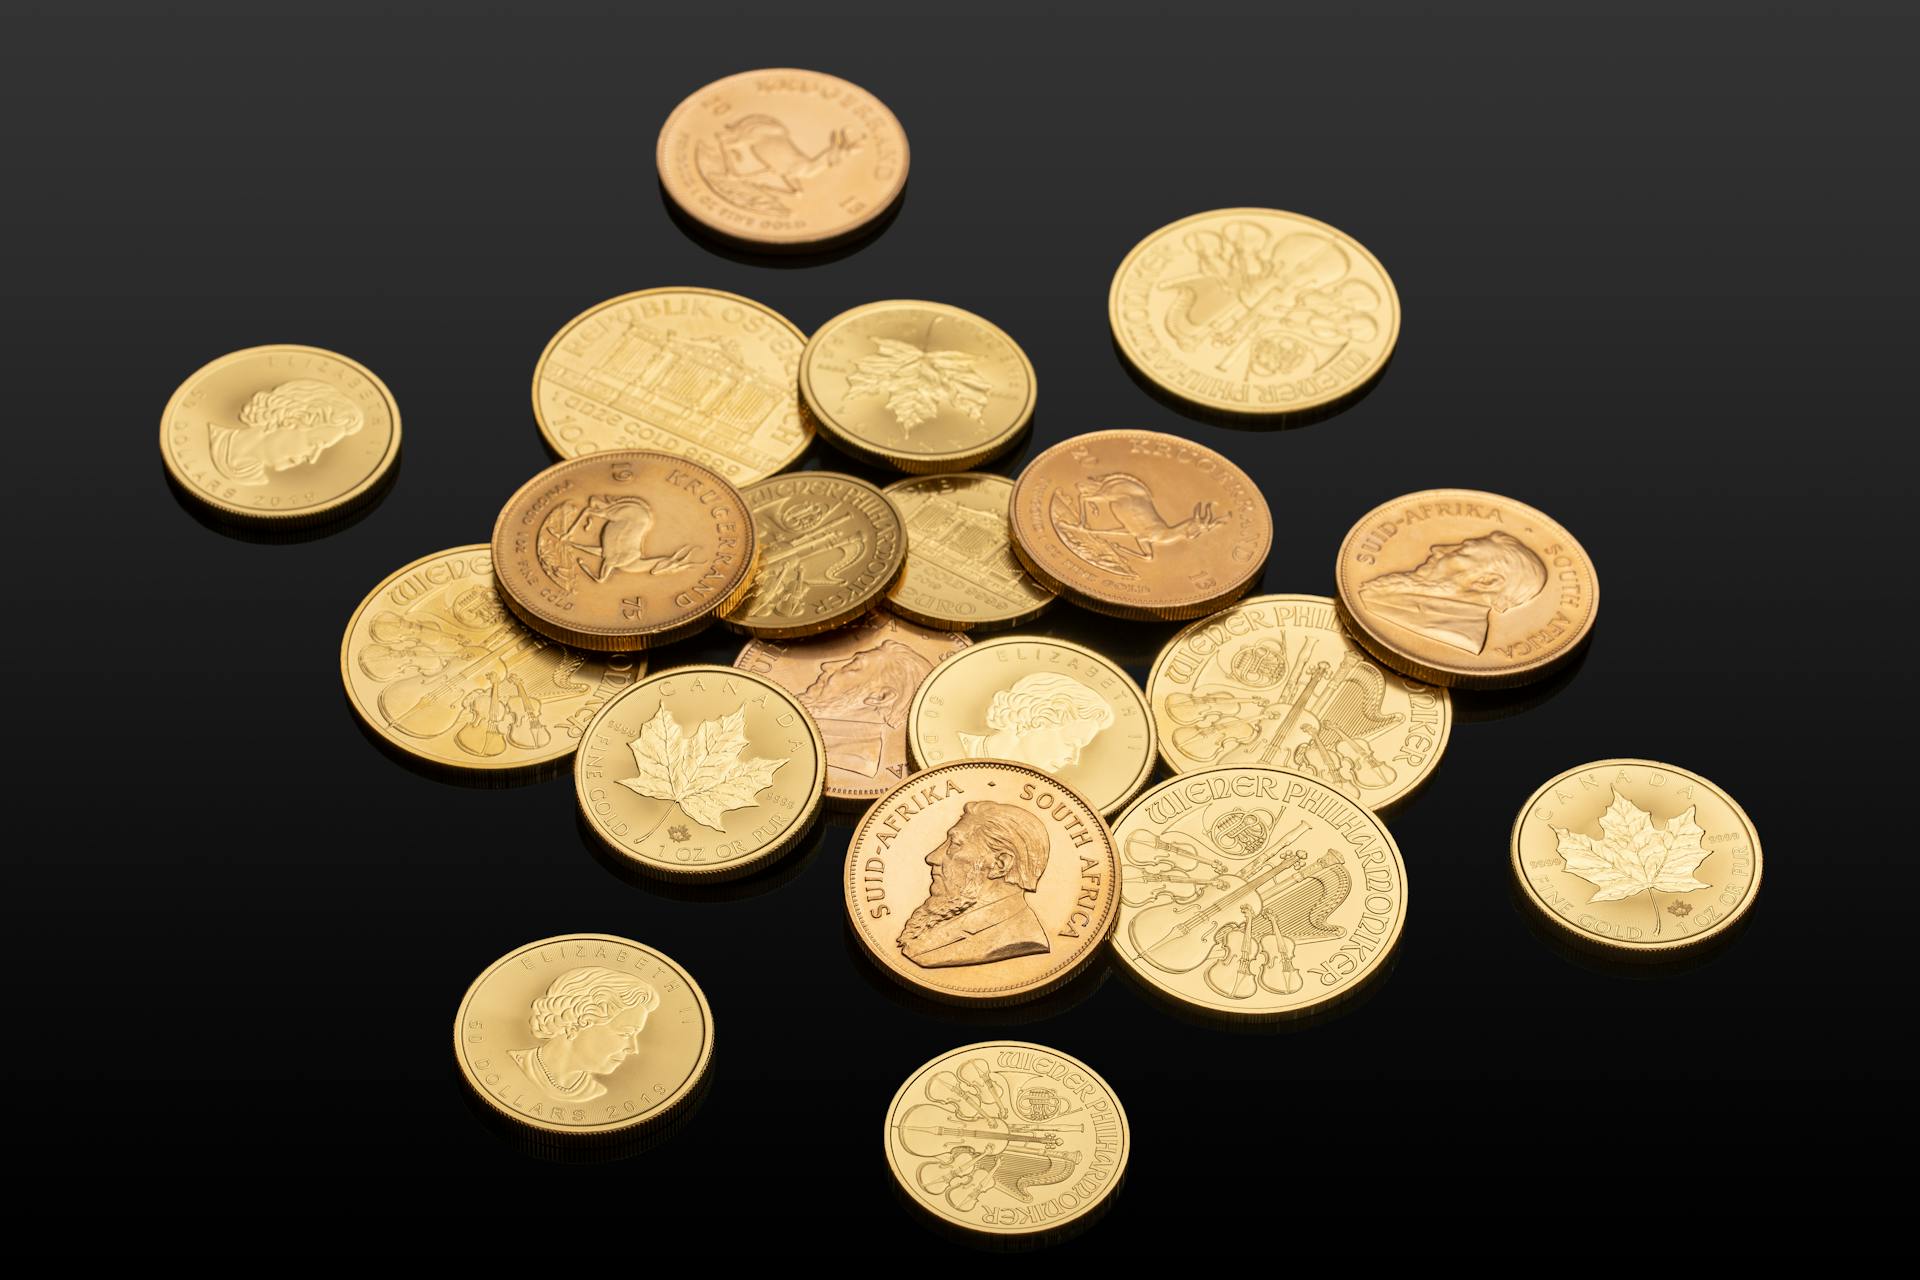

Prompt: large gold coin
xmin=907 ymin=637 xmax=1155 ymax=819
xmin=1010 ymin=430 xmax=1271 ymax=620
xmin=491 ymin=451 xmax=756 ymax=652
xmin=1108 ymin=208 xmax=1400 ymax=417
xmin=721 ymin=472 xmax=906 ymax=638
xmin=340 ymin=545 xmax=645 ymax=773
xmin=575 ymin=664 xmax=824 ymax=880
xmin=1334 ymin=488 xmax=1599 ymax=689
xmin=160 ymin=344 xmax=400 ymax=523
xmin=844 ymin=761 xmax=1120 ymax=1005
xmin=735 ymin=610 xmax=969 ymax=809
xmin=1146 ymin=594 xmax=1449 ymax=811
xmin=656 ymin=69 xmax=908 ymax=250
xmin=883 ymin=473 xmax=1055 ymax=630
xmin=530 ymin=287 xmax=812 ymax=481
xmin=800 ymin=300 xmax=1035 ymax=473
xmin=1111 ymin=767 xmax=1409 ymax=1020
xmin=1511 ymin=760 xmax=1761 ymax=957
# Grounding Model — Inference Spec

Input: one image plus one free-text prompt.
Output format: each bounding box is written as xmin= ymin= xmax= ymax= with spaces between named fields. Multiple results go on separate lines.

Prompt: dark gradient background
xmin=3 ymin=0 xmax=1911 ymax=1245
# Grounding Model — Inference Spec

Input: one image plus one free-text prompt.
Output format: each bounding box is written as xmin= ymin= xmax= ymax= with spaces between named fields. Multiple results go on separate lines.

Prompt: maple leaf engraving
xmin=1553 ymin=790 xmax=1711 ymax=935
xmin=846 ymin=338 xmax=993 ymax=432
xmin=618 ymin=704 xmax=786 ymax=834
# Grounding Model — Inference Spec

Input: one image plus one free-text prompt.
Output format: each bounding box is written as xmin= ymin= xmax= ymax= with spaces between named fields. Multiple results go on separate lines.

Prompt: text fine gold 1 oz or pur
xmin=721 ymin=472 xmax=907 ymax=638
xmin=882 ymin=473 xmax=1055 ymax=631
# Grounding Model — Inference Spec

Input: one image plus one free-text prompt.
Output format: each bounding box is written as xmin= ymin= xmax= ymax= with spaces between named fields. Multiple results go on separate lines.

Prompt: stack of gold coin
xmin=720 ymin=471 xmax=907 ymax=638
xmin=882 ymin=472 xmax=1055 ymax=631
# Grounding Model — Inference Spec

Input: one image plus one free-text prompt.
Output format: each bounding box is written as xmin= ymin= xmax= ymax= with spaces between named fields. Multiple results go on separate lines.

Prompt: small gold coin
xmin=1146 ymin=594 xmax=1450 ymax=811
xmin=1334 ymin=488 xmax=1599 ymax=689
xmin=721 ymin=472 xmax=907 ymax=638
xmin=453 ymin=934 xmax=713 ymax=1140
xmin=340 ymin=545 xmax=645 ymax=773
xmin=491 ymin=451 xmax=756 ymax=653
xmin=844 ymin=761 xmax=1120 ymax=1005
xmin=1109 ymin=207 xmax=1400 ymax=417
xmin=574 ymin=664 xmax=825 ymax=880
xmin=885 ymin=1041 xmax=1129 ymax=1238
xmin=907 ymin=636 xmax=1155 ymax=819
xmin=882 ymin=473 xmax=1055 ymax=631
xmin=1111 ymin=767 xmax=1409 ymax=1020
xmin=1511 ymin=760 xmax=1761 ymax=957
xmin=159 ymin=344 xmax=400 ymax=523
xmin=800 ymin=300 xmax=1035 ymax=473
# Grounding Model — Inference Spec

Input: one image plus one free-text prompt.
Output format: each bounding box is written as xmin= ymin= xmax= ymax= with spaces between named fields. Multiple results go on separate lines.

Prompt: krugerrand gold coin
xmin=1511 ymin=760 xmax=1761 ymax=958
xmin=1334 ymin=488 xmax=1599 ymax=689
xmin=885 ymin=1041 xmax=1129 ymax=1239
xmin=340 ymin=545 xmax=645 ymax=773
xmin=1111 ymin=767 xmax=1409 ymax=1020
xmin=883 ymin=473 xmax=1055 ymax=631
xmin=491 ymin=451 xmax=756 ymax=653
xmin=530 ymin=287 xmax=813 ymax=481
xmin=1010 ymin=430 xmax=1271 ymax=620
xmin=1146 ymin=594 xmax=1450 ymax=811
xmin=454 ymin=934 xmax=713 ymax=1141
xmin=907 ymin=637 xmax=1155 ymax=819
xmin=844 ymin=761 xmax=1120 ymax=1005
xmin=800 ymin=300 xmax=1036 ymax=473
xmin=575 ymin=664 xmax=825 ymax=880
xmin=735 ymin=610 xmax=969 ymax=809
xmin=721 ymin=471 xmax=906 ymax=639
xmin=1108 ymin=208 xmax=1400 ymax=418
xmin=159 ymin=344 xmax=400 ymax=523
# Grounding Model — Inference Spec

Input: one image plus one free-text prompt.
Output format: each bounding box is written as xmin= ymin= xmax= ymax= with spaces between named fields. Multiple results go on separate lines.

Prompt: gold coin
xmin=1009 ymin=430 xmax=1271 ymax=620
xmin=1108 ymin=207 xmax=1400 ymax=417
xmin=656 ymin=68 xmax=908 ymax=250
xmin=491 ymin=451 xmax=756 ymax=653
xmin=1111 ymin=767 xmax=1409 ymax=1020
xmin=885 ymin=1041 xmax=1129 ymax=1238
xmin=530 ymin=287 xmax=813 ymax=481
xmin=339 ymin=545 xmax=645 ymax=773
xmin=1334 ymin=488 xmax=1599 ymax=689
xmin=1146 ymin=594 xmax=1450 ymax=811
xmin=907 ymin=637 xmax=1155 ymax=819
xmin=800 ymin=300 xmax=1035 ymax=473
xmin=159 ymin=344 xmax=400 ymax=523
xmin=574 ymin=664 xmax=825 ymax=880
xmin=453 ymin=934 xmax=713 ymax=1141
xmin=882 ymin=473 xmax=1055 ymax=630
xmin=735 ymin=610 xmax=969 ymax=809
xmin=721 ymin=472 xmax=907 ymax=638
xmin=844 ymin=761 xmax=1120 ymax=1005
xmin=1511 ymin=760 xmax=1760 ymax=957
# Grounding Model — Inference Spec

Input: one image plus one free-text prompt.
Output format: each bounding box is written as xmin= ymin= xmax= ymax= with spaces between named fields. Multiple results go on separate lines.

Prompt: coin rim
xmin=721 ymin=472 xmax=909 ymax=639
xmin=881 ymin=472 xmax=1057 ymax=630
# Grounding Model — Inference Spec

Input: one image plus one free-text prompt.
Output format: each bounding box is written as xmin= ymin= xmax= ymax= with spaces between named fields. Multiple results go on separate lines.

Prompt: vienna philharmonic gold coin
xmin=454 ymin=934 xmax=713 ymax=1140
xmin=1334 ymin=488 xmax=1598 ymax=689
xmin=491 ymin=451 xmax=756 ymax=653
xmin=1108 ymin=208 xmax=1400 ymax=417
xmin=800 ymin=301 xmax=1036 ymax=473
xmin=1111 ymin=767 xmax=1409 ymax=1020
xmin=721 ymin=472 xmax=906 ymax=639
xmin=1511 ymin=760 xmax=1761 ymax=957
xmin=656 ymin=68 xmax=909 ymax=249
xmin=575 ymin=665 xmax=825 ymax=880
xmin=1010 ymin=430 xmax=1271 ymax=620
xmin=908 ymin=637 xmax=1155 ymax=819
xmin=159 ymin=344 xmax=400 ymax=523
xmin=883 ymin=473 xmax=1055 ymax=630
xmin=530 ymin=288 xmax=813 ymax=481
xmin=844 ymin=761 xmax=1120 ymax=1005
xmin=1146 ymin=594 xmax=1450 ymax=811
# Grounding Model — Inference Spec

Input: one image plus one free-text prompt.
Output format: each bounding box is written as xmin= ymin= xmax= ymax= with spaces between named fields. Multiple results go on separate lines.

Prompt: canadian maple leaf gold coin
xmin=721 ymin=472 xmax=907 ymax=639
xmin=882 ymin=473 xmax=1055 ymax=631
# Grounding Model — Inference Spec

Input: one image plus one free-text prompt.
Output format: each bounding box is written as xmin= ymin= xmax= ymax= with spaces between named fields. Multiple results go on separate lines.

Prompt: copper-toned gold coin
xmin=574 ymin=665 xmax=825 ymax=881
xmin=491 ymin=451 xmax=756 ymax=653
xmin=160 ymin=344 xmax=400 ymax=523
xmin=1111 ymin=767 xmax=1408 ymax=1020
xmin=656 ymin=68 xmax=908 ymax=249
xmin=1109 ymin=208 xmax=1399 ymax=417
xmin=530 ymin=288 xmax=813 ymax=481
xmin=736 ymin=610 xmax=969 ymax=809
xmin=721 ymin=472 xmax=906 ymax=639
xmin=1146 ymin=594 xmax=1449 ymax=811
xmin=844 ymin=761 xmax=1119 ymax=1005
xmin=1010 ymin=430 xmax=1271 ymax=621
xmin=800 ymin=300 xmax=1035 ymax=473
xmin=907 ymin=637 xmax=1155 ymax=819
xmin=883 ymin=473 xmax=1055 ymax=631
xmin=1334 ymin=488 xmax=1599 ymax=689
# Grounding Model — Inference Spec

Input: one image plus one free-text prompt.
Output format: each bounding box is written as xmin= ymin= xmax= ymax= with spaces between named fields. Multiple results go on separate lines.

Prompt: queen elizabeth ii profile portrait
xmin=1357 ymin=531 xmax=1548 ymax=655
xmin=508 ymin=967 xmax=660 ymax=1103
xmin=207 ymin=378 xmax=366 ymax=486
xmin=956 ymin=673 xmax=1115 ymax=774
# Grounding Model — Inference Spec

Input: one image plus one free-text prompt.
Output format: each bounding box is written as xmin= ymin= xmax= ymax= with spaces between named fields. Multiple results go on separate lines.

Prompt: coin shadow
xmin=161 ymin=450 xmax=400 ymax=544
xmin=887 ymin=1158 xmax=1125 ymax=1252
xmin=1449 ymin=636 xmax=1595 ymax=724
xmin=1506 ymin=872 xmax=1758 ymax=978
xmin=1026 ymin=603 xmax=1184 ymax=676
xmin=575 ymin=806 xmax=830 ymax=902
xmin=342 ymin=690 xmax=566 ymax=790
xmin=451 ymin=1053 xmax=713 ymax=1164
xmin=658 ymin=178 xmax=908 ymax=266
xmin=1109 ymin=334 xmax=1393 ymax=432
xmin=1111 ymin=943 xmax=1397 ymax=1034
xmin=840 ymin=920 xmax=1115 ymax=1026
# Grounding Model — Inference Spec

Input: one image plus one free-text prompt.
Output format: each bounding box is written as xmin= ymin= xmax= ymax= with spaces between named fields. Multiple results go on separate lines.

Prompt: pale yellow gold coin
xmin=882 ymin=473 xmax=1055 ymax=631
xmin=721 ymin=471 xmax=907 ymax=639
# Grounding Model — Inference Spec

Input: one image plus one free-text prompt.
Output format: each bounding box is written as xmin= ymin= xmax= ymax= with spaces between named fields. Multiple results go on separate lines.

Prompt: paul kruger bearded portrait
xmin=899 ymin=801 xmax=1052 ymax=969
